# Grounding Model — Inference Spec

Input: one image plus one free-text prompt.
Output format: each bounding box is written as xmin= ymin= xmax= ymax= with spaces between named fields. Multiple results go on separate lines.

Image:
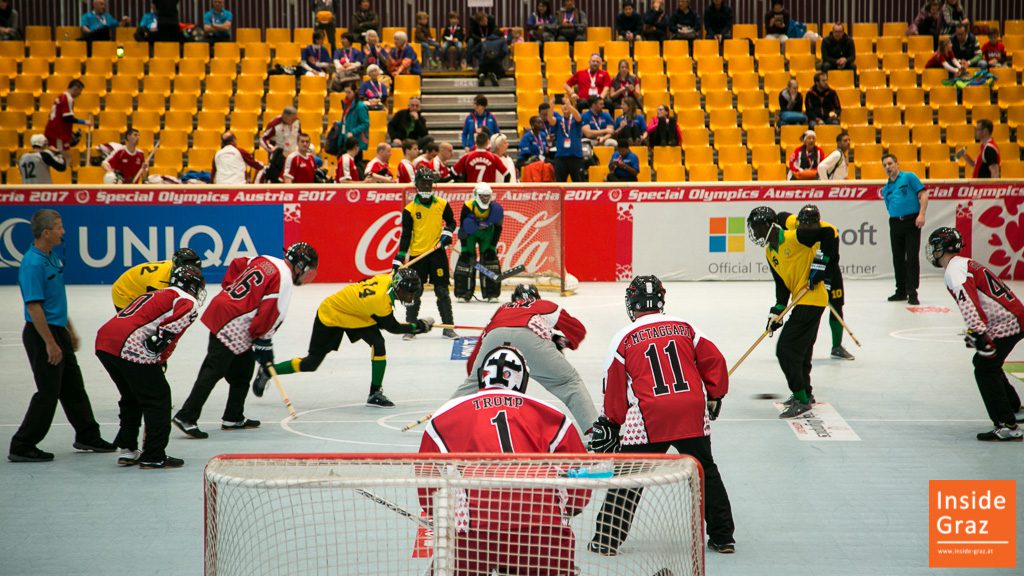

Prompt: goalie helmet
xmin=169 ymin=264 xmax=206 ymax=305
xmin=746 ymin=206 xmax=778 ymax=247
xmin=511 ymin=283 xmax=540 ymax=302
xmin=625 ymin=275 xmax=666 ymax=321
xmin=393 ymin=268 xmax=424 ymax=299
xmin=926 ymin=227 xmax=963 ymax=268
xmin=796 ymin=204 xmax=821 ymax=226
xmin=172 ymin=247 xmax=201 ymax=269
xmin=477 ymin=344 xmax=530 ymax=393
xmin=414 ymin=167 xmax=438 ymax=199
xmin=473 ymin=182 xmax=494 ymax=209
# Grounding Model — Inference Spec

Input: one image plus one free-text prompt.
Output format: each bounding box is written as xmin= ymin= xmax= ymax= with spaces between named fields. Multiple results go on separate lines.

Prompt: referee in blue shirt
xmin=9 ymin=209 xmax=114 ymax=463
xmin=881 ymin=154 xmax=929 ymax=306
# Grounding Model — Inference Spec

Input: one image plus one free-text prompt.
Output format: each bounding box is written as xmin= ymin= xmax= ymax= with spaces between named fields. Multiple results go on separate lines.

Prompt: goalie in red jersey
xmin=419 ymin=345 xmax=590 ymax=576
xmin=588 ymin=275 xmax=736 ymax=555
xmin=927 ymin=227 xmax=1024 ymax=441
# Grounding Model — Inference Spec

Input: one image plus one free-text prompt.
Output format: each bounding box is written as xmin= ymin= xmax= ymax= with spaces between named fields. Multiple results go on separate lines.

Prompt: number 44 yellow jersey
xmin=317 ymin=274 xmax=397 ymax=329
xmin=111 ymin=260 xmax=174 ymax=310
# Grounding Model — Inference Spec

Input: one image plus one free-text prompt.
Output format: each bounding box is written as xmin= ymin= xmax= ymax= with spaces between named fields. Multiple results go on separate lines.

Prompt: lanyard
xmin=560 ymin=115 xmax=573 ymax=139
xmin=472 ymin=112 xmax=487 ymax=132
xmin=563 ymin=10 xmax=574 ymax=24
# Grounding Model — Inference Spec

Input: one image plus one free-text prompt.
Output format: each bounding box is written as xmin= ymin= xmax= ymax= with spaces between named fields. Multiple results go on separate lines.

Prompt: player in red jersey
xmin=927 ymin=227 xmax=1024 ymax=441
xmin=396 ymin=139 xmax=419 ymax=183
xmin=588 ymin=275 xmax=736 ymax=555
xmin=172 ymin=243 xmax=318 ymax=439
xmin=336 ymin=136 xmax=361 ymax=181
xmin=44 ymin=79 xmax=92 ymax=154
xmin=363 ymin=142 xmax=395 ymax=182
xmin=101 ymin=128 xmax=147 ymax=184
xmin=453 ymin=132 xmax=509 ymax=183
xmin=452 ymin=284 xmax=597 ymax=431
xmin=283 ymin=133 xmax=318 ymax=184
xmin=419 ymin=345 xmax=590 ymax=576
xmin=95 ymin=265 xmax=205 ymax=469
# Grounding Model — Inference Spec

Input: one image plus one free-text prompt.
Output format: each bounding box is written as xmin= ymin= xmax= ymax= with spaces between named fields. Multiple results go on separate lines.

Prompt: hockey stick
xmin=266 ymin=365 xmax=298 ymax=419
xmin=133 ymin=141 xmax=160 ymax=184
xmin=399 ymin=244 xmax=445 ymax=270
xmin=473 ymin=263 xmax=527 ymax=282
xmin=827 ymin=303 xmax=862 ymax=347
xmin=433 ymin=324 xmax=485 ymax=330
xmin=728 ymin=286 xmax=809 ymax=377
xmin=400 ymin=413 xmax=433 ymax=432
xmin=355 ymin=488 xmax=433 ymax=529
xmin=86 ymin=114 xmax=94 ymax=160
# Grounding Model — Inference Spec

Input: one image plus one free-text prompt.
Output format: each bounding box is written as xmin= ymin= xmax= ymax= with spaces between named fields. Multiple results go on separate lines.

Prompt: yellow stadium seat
xmin=668 ymin=75 xmax=698 ymax=97
xmin=993 ymin=124 xmax=1011 ymax=143
xmin=268 ymin=75 xmax=296 ymax=94
xmin=755 ymin=54 xmax=785 ymax=76
xmin=21 ymin=56 xmax=50 ymax=79
xmin=153 ymin=147 xmax=183 ymax=168
xmin=639 ymin=74 xmax=668 ymax=95
xmin=147 ymin=58 xmax=177 ymax=78
xmin=875 ymin=36 xmax=904 ymax=55
xmin=814 ymin=124 xmax=843 ymax=144
xmin=213 ymin=42 xmax=241 ymax=61
xmin=205 ymin=75 xmax=235 ymax=96
xmin=881 ymin=53 xmax=910 ymax=70
xmin=265 ymin=28 xmax=291 ymax=45
xmin=928 ymin=86 xmax=957 ymax=110
xmin=172 ymin=76 xmax=201 ymax=97
xmin=697 ymin=57 xmax=725 ymax=76
xmin=745 ymin=126 xmax=775 ymax=145
xmin=186 ymin=148 xmax=217 ymax=171
xmin=741 ymin=108 xmax=771 ymax=128
xmin=927 ymin=162 xmax=958 ymax=179
xmin=845 ymin=108 xmax=873 ymax=128
xmin=273 ymin=44 xmax=301 ymax=66
xmin=300 ymin=75 xmax=329 ymax=94
xmin=232 ymin=94 xmax=262 ymax=115
xmin=204 ymin=93 xmax=233 ymax=114
xmin=778 ymin=124 xmax=808 ymax=146
xmin=14 ymin=75 xmax=44 ymax=98
xmin=699 ymin=73 xmax=729 ymax=94
xmin=855 ymin=69 xmax=886 ymax=94
xmin=513 ymin=42 xmax=539 ymax=60
xmin=905 ymin=36 xmax=933 ymax=53
xmin=196 ymin=113 xmax=227 ymax=134
xmin=788 ymin=38 xmax=814 ymax=55
xmin=787 ymin=53 xmax=816 ymax=73
xmin=753 ymin=38 xmax=781 ymax=58
xmin=516 ymin=74 xmax=544 ymax=93
xmin=709 ymin=109 xmax=738 ymax=129
xmin=265 ymin=92 xmax=295 ymax=112
xmin=972 ymin=104 xmax=999 ymax=124
xmin=756 ymin=163 xmax=787 ymax=181
xmin=713 ymin=127 xmax=743 ymax=147
xmin=236 ymin=28 xmax=262 ymax=44
xmin=864 ymin=87 xmax=894 ymax=109
xmin=735 ymin=90 xmax=765 ymax=112
xmin=918 ymin=69 xmax=947 ymax=90
xmin=544 ymin=58 xmax=572 ymax=80
xmin=961 ymin=85 xmax=991 ymax=110
xmin=1002 ymin=163 xmax=1024 ymax=179
xmin=887 ymin=69 xmax=917 ymax=90
xmin=603 ymin=42 xmax=631 ymax=65
xmin=655 ymin=164 xmax=686 ymax=182
xmin=945 ymin=124 xmax=975 ymax=147
xmin=0 ymin=41 xmax=25 ymax=64
xmin=670 ymin=90 xmax=700 ymax=112
xmin=135 ymin=92 xmax=166 ymax=113
xmin=704 ymin=91 xmax=734 ymax=111
xmin=722 ymin=39 xmax=749 ymax=60
xmin=653 ymin=146 xmax=682 ymax=165
xmin=156 ymin=129 xmax=189 ymax=152
xmin=888 ymin=143 xmax=918 ymax=162
xmin=164 ymin=110 xmax=194 ymax=133
xmin=129 ymin=109 xmax=160 ymax=132
xmin=27 ymin=42 xmax=57 ymax=63
xmin=846 ymin=125 xmax=877 ymax=145
xmin=633 ymin=41 xmax=661 ymax=60
xmin=903 ymin=105 xmax=934 ymax=127
xmin=683 ymin=146 xmax=714 ymax=164
xmin=920 ymin=143 xmax=951 ymax=163
xmin=692 ymin=39 xmax=719 ymax=61
xmin=544 ymin=41 xmax=570 ymax=61
xmin=572 ymin=41 xmax=601 ymax=63
xmin=179 ymin=58 xmax=207 ymax=79
xmin=727 ymin=23 xmax=755 ymax=40
xmin=297 ymin=91 xmax=324 ymax=113
xmin=643 ymin=92 xmax=671 ymax=114
xmin=169 ymin=92 xmax=199 ymax=113
xmin=636 ymin=57 xmax=664 ymax=76
xmin=74 ymin=165 xmax=105 ymax=184
xmin=750 ymin=144 xmax=781 ymax=167
xmin=896 ymin=87 xmax=925 ymax=110
xmin=236 ymin=75 xmax=265 ymax=95
xmin=937 ymin=105 xmax=967 ymax=128
xmin=727 ymin=57 xmax=756 ymax=75
xmin=722 ymin=164 xmax=753 ymax=181
xmin=25 ymin=26 xmax=50 ymax=42
xmin=686 ymin=163 xmax=718 ymax=181
xmin=58 ymin=41 xmax=87 ymax=61
xmin=828 ymin=69 xmax=855 ymax=89
xmin=912 ymin=125 xmax=942 ymax=146
xmin=881 ymin=22 xmax=907 ymax=36
xmin=6 ymin=92 xmax=35 ymax=115
xmin=717 ymin=145 xmax=748 ymax=164
xmin=116 ymin=58 xmax=147 ymax=79
xmin=151 ymin=42 xmax=180 ymax=62
xmin=854 ymin=162 xmax=883 ymax=179
xmin=0 ymin=111 xmax=26 ymax=135
xmin=681 ymin=127 xmax=710 ymax=147
xmin=53 ymin=57 xmax=83 ymax=78
xmin=588 ymin=27 xmax=613 ymax=43
xmin=97 ymin=110 xmax=128 ymax=132
xmin=101 ymin=92 xmax=132 ymax=114
xmin=242 ymin=43 xmax=271 ymax=63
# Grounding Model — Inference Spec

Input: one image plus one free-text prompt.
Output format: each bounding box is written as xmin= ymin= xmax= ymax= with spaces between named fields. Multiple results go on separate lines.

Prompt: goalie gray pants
xmin=451 ymin=327 xmax=598 ymax=431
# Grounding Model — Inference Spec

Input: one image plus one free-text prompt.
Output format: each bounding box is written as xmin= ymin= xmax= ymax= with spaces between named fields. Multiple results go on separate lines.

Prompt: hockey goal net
xmin=204 ymin=453 xmax=703 ymax=576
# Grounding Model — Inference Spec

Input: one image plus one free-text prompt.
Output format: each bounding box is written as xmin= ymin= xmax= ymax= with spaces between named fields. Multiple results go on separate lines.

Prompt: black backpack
xmin=324 ymin=121 xmax=343 ymax=156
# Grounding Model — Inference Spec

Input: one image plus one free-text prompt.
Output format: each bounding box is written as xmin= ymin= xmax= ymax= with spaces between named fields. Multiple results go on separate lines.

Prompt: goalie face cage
xmin=204 ymin=453 xmax=704 ymax=576
xmin=402 ymin=188 xmax=575 ymax=295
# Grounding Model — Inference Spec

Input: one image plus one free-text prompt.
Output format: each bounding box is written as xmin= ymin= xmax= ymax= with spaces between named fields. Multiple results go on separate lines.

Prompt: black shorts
xmin=828 ymin=268 xmax=845 ymax=307
xmin=310 ymin=315 xmax=386 ymax=358
xmin=409 ymin=249 xmax=450 ymax=287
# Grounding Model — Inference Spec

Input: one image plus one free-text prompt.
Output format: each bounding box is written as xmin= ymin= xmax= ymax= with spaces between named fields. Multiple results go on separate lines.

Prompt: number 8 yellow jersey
xmin=317 ymin=274 xmax=397 ymax=329
xmin=111 ymin=260 xmax=174 ymax=310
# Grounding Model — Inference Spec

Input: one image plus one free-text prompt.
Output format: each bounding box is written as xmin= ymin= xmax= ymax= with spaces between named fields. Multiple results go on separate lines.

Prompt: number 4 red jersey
xmin=602 ymin=313 xmax=729 ymax=445
xmin=466 ymin=299 xmax=587 ymax=374
xmin=95 ymin=287 xmax=199 ymax=365
xmin=202 ymin=255 xmax=294 ymax=354
xmin=944 ymin=255 xmax=1024 ymax=338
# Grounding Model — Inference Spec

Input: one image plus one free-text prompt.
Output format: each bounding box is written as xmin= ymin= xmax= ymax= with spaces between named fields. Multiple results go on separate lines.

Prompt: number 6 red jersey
xmin=201 ymin=255 xmax=294 ymax=354
xmin=602 ymin=313 xmax=729 ymax=445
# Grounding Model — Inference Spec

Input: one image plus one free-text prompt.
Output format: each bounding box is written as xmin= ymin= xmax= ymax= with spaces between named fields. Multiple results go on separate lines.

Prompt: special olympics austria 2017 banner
xmin=2 ymin=182 xmax=1023 ymax=284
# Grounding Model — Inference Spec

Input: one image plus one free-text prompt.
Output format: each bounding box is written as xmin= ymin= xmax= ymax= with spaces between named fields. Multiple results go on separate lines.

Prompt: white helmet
xmin=473 ymin=182 xmax=494 ymax=209
xmin=477 ymin=345 xmax=530 ymax=393
xmin=103 ymin=171 xmax=123 ymax=184
xmin=30 ymin=134 xmax=48 ymax=148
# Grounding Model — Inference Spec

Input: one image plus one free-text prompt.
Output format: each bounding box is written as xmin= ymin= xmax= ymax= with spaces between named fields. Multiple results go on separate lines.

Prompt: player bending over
xmin=111 ymin=247 xmax=201 ymax=311
xmin=452 ymin=283 xmax=597 ymax=431
xmin=747 ymin=206 xmax=838 ymax=418
xmin=454 ymin=182 xmax=504 ymax=303
xmin=588 ymin=275 xmax=736 ymax=555
xmin=419 ymin=345 xmax=590 ymax=576
xmin=256 ymin=268 xmax=435 ymax=408
xmin=95 ymin=265 xmax=205 ymax=469
xmin=927 ymin=227 xmax=1024 ymax=441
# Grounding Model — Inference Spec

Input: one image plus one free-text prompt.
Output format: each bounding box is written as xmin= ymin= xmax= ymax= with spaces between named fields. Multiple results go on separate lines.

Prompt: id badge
xmin=563 ymin=138 xmax=571 ymax=148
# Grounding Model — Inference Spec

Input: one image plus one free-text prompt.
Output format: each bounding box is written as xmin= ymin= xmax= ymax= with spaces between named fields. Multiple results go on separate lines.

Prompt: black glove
xmin=413 ymin=316 xmax=435 ymax=334
xmin=143 ymin=331 xmax=173 ymax=355
xmin=707 ymin=398 xmax=723 ymax=421
xmin=252 ymin=338 xmax=274 ymax=366
xmin=553 ymin=334 xmax=569 ymax=351
xmin=440 ymin=233 xmax=453 ymax=247
xmin=766 ymin=304 xmax=785 ymax=335
xmin=965 ymin=329 xmax=996 ymax=357
xmin=808 ymin=250 xmax=829 ymax=290
xmin=588 ymin=416 xmax=621 ymax=453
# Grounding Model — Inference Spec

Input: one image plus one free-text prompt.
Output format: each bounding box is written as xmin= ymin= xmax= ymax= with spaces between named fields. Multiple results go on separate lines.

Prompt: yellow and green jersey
xmin=111 ymin=260 xmax=174 ymax=310
xmin=317 ymin=274 xmax=396 ymax=329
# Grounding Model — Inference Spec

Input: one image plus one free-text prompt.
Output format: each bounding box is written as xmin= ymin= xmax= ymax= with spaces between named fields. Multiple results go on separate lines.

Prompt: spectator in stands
xmin=764 ymin=1 xmax=790 ymax=42
xmin=642 ymin=0 xmax=670 ymax=42
xmin=212 ymin=132 xmax=263 ymax=184
xmin=646 ymin=105 xmax=681 ymax=147
xmin=612 ymin=98 xmax=646 ymax=145
xmin=556 ymin=0 xmax=588 ymax=44
xmin=609 ymin=60 xmax=641 ymax=110
xmin=18 ymin=135 xmax=67 ymax=184
xmin=703 ymin=0 xmax=733 ymax=42
xmin=518 ymin=115 xmax=549 ymax=166
xmin=336 ymin=137 xmax=361 ymax=181
xmin=821 ymin=24 xmax=855 ymax=72
xmin=102 ymin=129 xmax=147 ymax=184
xmin=260 ymin=106 xmax=302 ymax=182
xmin=527 ymin=0 xmax=556 ymax=43
xmin=818 ymin=131 xmax=851 ymax=180
xmin=951 ymin=23 xmax=981 ymax=67
xmin=337 ymin=83 xmax=370 ymax=163
xmin=477 ymin=28 xmax=508 ymax=87
xmin=45 ymin=79 xmax=92 ymax=156
xmin=778 ymin=78 xmax=807 ymax=125
xmin=359 ymin=64 xmax=388 ymax=110
xmin=412 ymin=139 xmax=436 ymax=171
xmin=81 ymin=0 xmax=129 ymax=42
xmin=607 ymin=141 xmax=640 ymax=182
xmin=153 ymin=0 xmax=182 ymax=43
xmin=461 ymin=95 xmax=500 ymax=150
xmin=397 ymin=139 xmax=418 ymax=183
xmin=441 ymin=11 xmax=465 ymax=70
xmin=361 ymin=29 xmax=391 ymax=70
xmin=203 ymin=0 xmax=232 ymax=43
xmin=387 ymin=97 xmax=429 ymax=146
xmin=415 ymin=11 xmax=442 ymax=70
xmin=332 ymin=32 xmax=364 ymax=89
xmin=490 ymin=133 xmax=518 ymax=183
xmin=351 ymin=0 xmax=379 ymax=41
xmin=363 ymin=142 xmax=394 ymax=182
xmin=283 ymin=133 xmax=318 ymax=184
xmin=941 ymin=0 xmax=968 ymax=35
xmin=669 ymin=0 xmax=702 ymax=46
xmin=0 ymin=0 xmax=21 ymax=40
xmin=788 ymin=130 xmax=825 ymax=180
xmin=467 ymin=11 xmax=497 ymax=67
xmin=925 ymin=38 xmax=967 ymax=78
xmin=615 ymin=2 xmax=643 ymax=43
xmin=581 ymin=97 xmax=617 ymax=148
xmin=301 ymin=30 xmax=333 ymax=77
xmin=312 ymin=0 xmax=339 ymax=53
xmin=389 ymin=31 xmax=422 ymax=76
xmin=980 ymin=30 xmax=1008 ymax=68
xmin=565 ymin=54 xmax=613 ymax=102
xmin=909 ymin=0 xmax=944 ymax=48
xmin=962 ymin=119 xmax=1000 ymax=179
xmin=549 ymin=95 xmax=585 ymax=182
xmin=538 ymin=101 xmax=556 ymax=148
xmin=805 ymin=72 xmax=841 ymax=128
xmin=437 ymin=141 xmax=456 ymax=181
xmin=135 ymin=2 xmax=158 ymax=42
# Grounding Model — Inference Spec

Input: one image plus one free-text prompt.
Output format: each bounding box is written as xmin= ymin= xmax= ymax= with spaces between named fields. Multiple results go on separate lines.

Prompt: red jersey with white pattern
xmin=44 ymin=92 xmax=75 ymax=145
xmin=107 ymin=147 xmax=146 ymax=183
xmin=335 ymin=153 xmax=359 ymax=181
xmin=413 ymin=155 xmax=452 ymax=180
xmin=453 ymin=149 xmax=508 ymax=183
xmin=602 ymin=313 xmax=729 ymax=445
xmin=466 ymin=299 xmax=587 ymax=374
xmin=397 ymin=158 xmax=416 ymax=183
xmin=944 ymin=255 xmax=1024 ymax=338
xmin=95 ymin=287 xmax=199 ymax=364
xmin=364 ymin=157 xmax=393 ymax=180
xmin=283 ymin=151 xmax=317 ymax=183
xmin=259 ymin=116 xmax=301 ymax=154
xmin=202 ymin=255 xmax=294 ymax=354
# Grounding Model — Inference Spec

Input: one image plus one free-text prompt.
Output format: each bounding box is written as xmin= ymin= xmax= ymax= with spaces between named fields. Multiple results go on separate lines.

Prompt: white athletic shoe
xmin=118 ymin=448 xmax=141 ymax=467
xmin=403 ymin=333 xmax=416 ymax=341
xmin=458 ymin=297 xmax=472 ymax=304
xmin=485 ymin=297 xmax=499 ymax=303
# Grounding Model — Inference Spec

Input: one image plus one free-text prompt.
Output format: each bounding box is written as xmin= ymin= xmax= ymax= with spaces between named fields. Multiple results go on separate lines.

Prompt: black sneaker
xmin=587 ymin=541 xmax=618 ymax=556
xmin=73 ymin=439 xmax=117 ymax=453
xmin=708 ymin=540 xmax=736 ymax=554
xmin=976 ymin=425 xmax=1023 ymax=442
xmin=887 ymin=292 xmax=908 ymax=302
xmin=172 ymin=416 xmax=209 ymax=439
xmin=488 ymin=73 xmax=500 ymax=87
xmin=139 ymin=456 xmax=185 ymax=469
xmin=222 ymin=418 xmax=261 ymax=430
xmin=478 ymin=74 xmax=487 ymax=87
xmin=783 ymin=394 xmax=815 ymax=407
xmin=8 ymin=447 xmax=55 ymax=463
xmin=907 ymin=294 xmax=920 ymax=305
xmin=831 ymin=346 xmax=855 ymax=360
xmin=366 ymin=390 xmax=395 ymax=408
xmin=779 ymin=402 xmax=813 ymax=419
xmin=252 ymin=369 xmax=270 ymax=398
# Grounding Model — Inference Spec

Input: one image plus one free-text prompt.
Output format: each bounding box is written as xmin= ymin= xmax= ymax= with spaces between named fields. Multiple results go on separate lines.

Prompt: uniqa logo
xmin=78 ymin=225 xmax=259 ymax=268
xmin=0 ymin=218 xmax=31 ymax=268
xmin=356 ymin=211 xmax=403 ymax=275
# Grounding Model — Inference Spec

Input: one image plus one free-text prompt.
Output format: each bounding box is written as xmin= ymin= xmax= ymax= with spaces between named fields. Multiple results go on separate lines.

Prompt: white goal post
xmin=204 ymin=453 xmax=704 ymax=576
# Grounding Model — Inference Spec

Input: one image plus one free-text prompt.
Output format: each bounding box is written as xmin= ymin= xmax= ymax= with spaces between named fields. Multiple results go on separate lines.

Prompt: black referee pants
xmin=889 ymin=215 xmax=921 ymax=297
xmin=591 ymin=437 xmax=736 ymax=549
xmin=553 ymin=156 xmax=586 ymax=182
xmin=776 ymin=305 xmax=824 ymax=396
xmin=96 ymin=351 xmax=172 ymax=461
xmin=176 ymin=333 xmax=255 ymax=423
xmin=10 ymin=323 xmax=103 ymax=453
xmin=973 ymin=333 xmax=1024 ymax=426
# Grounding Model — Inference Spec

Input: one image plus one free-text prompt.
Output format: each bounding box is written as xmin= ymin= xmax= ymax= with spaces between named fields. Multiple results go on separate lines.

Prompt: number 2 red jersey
xmin=603 ymin=313 xmax=729 ymax=445
xmin=95 ymin=287 xmax=199 ymax=365
xmin=201 ymin=255 xmax=294 ymax=354
xmin=466 ymin=299 xmax=587 ymax=374
xmin=944 ymin=255 xmax=1024 ymax=338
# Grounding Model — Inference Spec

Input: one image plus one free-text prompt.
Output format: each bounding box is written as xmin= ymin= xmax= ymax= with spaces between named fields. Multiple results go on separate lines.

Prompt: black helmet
xmin=625 ymin=275 xmax=666 ymax=321
xmin=285 ymin=242 xmax=319 ymax=273
xmin=747 ymin=206 xmax=778 ymax=247
xmin=477 ymin=344 xmax=530 ymax=393
xmin=414 ymin=167 xmax=438 ymax=198
xmin=169 ymin=264 xmax=206 ymax=305
xmin=172 ymin=247 xmax=201 ymax=268
xmin=796 ymin=204 xmax=821 ymax=227
xmin=511 ymin=283 xmax=540 ymax=302
xmin=926 ymin=227 xmax=963 ymax=268
xmin=393 ymin=268 xmax=423 ymax=298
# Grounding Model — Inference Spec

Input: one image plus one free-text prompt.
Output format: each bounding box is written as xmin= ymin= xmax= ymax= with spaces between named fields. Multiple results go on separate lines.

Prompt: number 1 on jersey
xmin=644 ymin=340 xmax=690 ymax=395
xmin=489 ymin=410 xmax=515 ymax=453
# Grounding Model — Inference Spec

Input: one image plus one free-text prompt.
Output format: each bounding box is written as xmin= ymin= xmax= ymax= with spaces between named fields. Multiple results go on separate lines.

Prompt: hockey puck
xmin=752 ymin=393 xmax=782 ymax=400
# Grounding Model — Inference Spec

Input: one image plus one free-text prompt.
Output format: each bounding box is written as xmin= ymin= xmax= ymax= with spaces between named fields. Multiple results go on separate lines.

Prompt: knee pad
xmin=479 ymin=254 xmax=502 ymax=298
xmin=454 ymin=252 xmax=476 ymax=299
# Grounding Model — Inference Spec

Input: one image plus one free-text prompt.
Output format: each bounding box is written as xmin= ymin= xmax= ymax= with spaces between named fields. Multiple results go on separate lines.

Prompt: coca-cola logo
xmin=355 ymin=211 xmax=402 ymax=275
xmin=498 ymin=210 xmax=559 ymax=273
xmin=347 ymin=189 xmax=361 ymax=203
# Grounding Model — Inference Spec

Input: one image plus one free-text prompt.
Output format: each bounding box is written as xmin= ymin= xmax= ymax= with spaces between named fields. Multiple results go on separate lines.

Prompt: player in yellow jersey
xmin=111 ymin=248 xmax=201 ymax=310
xmin=392 ymin=168 xmax=459 ymax=340
xmin=747 ymin=205 xmax=838 ymax=418
xmin=256 ymin=269 xmax=434 ymax=408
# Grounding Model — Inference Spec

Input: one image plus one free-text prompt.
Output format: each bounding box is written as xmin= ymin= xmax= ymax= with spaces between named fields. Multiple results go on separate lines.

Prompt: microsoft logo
xmin=709 ymin=217 xmax=745 ymax=253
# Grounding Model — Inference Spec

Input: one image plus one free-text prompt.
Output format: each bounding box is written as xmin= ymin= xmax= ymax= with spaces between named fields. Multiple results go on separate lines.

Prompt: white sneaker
xmin=458 ymin=297 xmax=472 ymax=304
xmin=976 ymin=425 xmax=1024 ymax=442
xmin=403 ymin=333 xmax=416 ymax=341
xmin=485 ymin=297 xmax=499 ymax=303
xmin=118 ymin=448 xmax=141 ymax=467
